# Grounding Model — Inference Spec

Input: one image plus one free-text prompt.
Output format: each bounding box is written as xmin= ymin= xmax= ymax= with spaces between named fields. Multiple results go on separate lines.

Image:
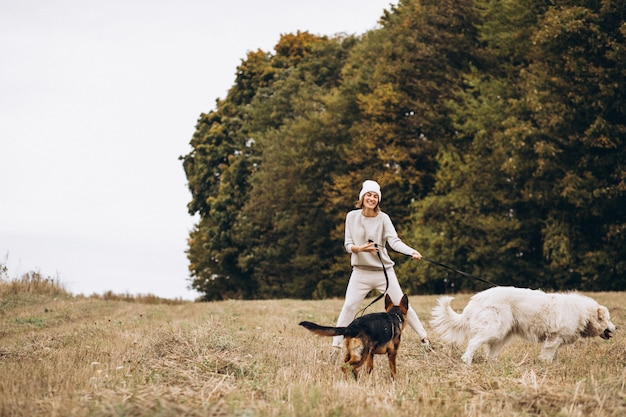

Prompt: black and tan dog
xmin=299 ymin=294 xmax=409 ymax=379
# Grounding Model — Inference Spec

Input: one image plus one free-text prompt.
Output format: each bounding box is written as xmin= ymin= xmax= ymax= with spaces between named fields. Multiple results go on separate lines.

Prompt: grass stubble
xmin=0 ymin=274 xmax=624 ymax=416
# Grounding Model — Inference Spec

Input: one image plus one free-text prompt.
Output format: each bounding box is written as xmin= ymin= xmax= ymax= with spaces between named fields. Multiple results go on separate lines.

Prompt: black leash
xmin=355 ymin=240 xmax=389 ymax=317
xmin=354 ymin=246 xmax=498 ymax=317
xmin=421 ymin=257 xmax=499 ymax=288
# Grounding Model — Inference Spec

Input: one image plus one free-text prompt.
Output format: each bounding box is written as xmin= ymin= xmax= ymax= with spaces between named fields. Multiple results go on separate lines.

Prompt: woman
xmin=332 ymin=180 xmax=431 ymax=351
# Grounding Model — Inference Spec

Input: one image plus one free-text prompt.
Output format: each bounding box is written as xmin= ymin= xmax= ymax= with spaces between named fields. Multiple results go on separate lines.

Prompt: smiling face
xmin=361 ymin=191 xmax=380 ymax=212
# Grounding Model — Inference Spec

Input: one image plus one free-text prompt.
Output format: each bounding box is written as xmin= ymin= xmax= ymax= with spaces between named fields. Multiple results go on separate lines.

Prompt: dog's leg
xmin=341 ymin=352 xmax=360 ymax=379
xmin=365 ymin=351 xmax=375 ymax=375
xmin=342 ymin=338 xmax=357 ymax=379
xmin=462 ymin=307 xmax=513 ymax=364
xmin=387 ymin=349 xmax=398 ymax=379
xmin=346 ymin=355 xmax=366 ymax=380
xmin=341 ymin=362 xmax=358 ymax=379
xmin=461 ymin=337 xmax=483 ymax=364
xmin=463 ymin=332 xmax=498 ymax=364
xmin=343 ymin=339 xmax=367 ymax=379
xmin=538 ymin=337 xmax=563 ymax=363
xmin=351 ymin=345 xmax=369 ymax=377
xmin=486 ymin=333 xmax=513 ymax=361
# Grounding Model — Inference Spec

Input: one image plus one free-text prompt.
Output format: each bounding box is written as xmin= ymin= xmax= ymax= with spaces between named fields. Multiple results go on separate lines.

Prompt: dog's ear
xmin=384 ymin=293 xmax=392 ymax=310
xmin=400 ymin=294 xmax=409 ymax=312
xmin=597 ymin=306 xmax=612 ymax=325
xmin=582 ymin=306 xmax=608 ymax=337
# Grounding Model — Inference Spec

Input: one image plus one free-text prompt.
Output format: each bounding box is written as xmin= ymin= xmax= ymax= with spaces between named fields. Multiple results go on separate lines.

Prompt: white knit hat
xmin=359 ymin=180 xmax=382 ymax=201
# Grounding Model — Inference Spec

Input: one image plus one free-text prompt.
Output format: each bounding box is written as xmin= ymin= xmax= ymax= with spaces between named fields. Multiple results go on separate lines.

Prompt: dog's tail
xmin=429 ymin=296 xmax=469 ymax=345
xmin=299 ymin=321 xmax=346 ymax=337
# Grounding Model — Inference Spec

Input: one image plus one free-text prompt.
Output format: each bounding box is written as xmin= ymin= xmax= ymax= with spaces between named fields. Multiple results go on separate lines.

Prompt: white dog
xmin=430 ymin=286 xmax=615 ymax=364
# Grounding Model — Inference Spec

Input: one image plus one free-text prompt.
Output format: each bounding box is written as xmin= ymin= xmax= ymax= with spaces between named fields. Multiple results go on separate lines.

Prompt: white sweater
xmin=344 ymin=209 xmax=416 ymax=269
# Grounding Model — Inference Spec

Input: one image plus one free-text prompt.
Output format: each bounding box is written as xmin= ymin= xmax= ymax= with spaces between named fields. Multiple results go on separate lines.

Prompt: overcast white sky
xmin=0 ymin=0 xmax=397 ymax=300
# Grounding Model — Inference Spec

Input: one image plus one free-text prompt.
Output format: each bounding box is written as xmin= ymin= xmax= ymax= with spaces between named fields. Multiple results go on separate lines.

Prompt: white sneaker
xmin=421 ymin=338 xmax=434 ymax=352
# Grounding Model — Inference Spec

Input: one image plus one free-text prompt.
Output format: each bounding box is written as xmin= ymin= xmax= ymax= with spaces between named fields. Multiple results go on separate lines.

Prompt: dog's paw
xmin=461 ymin=354 xmax=473 ymax=365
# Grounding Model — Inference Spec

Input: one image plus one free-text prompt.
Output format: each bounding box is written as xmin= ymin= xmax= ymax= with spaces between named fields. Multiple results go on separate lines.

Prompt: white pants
xmin=332 ymin=267 xmax=428 ymax=347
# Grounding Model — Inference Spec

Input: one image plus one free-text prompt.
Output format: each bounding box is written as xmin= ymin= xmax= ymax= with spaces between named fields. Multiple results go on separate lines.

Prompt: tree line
xmin=181 ymin=0 xmax=626 ymax=300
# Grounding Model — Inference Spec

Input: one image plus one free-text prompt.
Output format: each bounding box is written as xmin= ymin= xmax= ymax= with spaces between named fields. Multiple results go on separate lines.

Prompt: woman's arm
xmin=384 ymin=215 xmax=421 ymax=259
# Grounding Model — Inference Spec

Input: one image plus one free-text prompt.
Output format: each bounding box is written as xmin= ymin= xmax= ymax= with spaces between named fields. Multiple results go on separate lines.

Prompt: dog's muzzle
xmin=602 ymin=328 xmax=614 ymax=340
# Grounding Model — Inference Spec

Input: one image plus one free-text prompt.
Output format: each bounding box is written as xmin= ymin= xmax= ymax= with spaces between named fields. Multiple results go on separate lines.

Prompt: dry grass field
xmin=1 ymin=273 xmax=625 ymax=416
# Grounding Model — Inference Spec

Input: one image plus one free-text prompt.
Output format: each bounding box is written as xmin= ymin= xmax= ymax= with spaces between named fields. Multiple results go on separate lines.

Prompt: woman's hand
xmin=353 ymin=241 xmax=378 ymax=253
xmin=411 ymin=251 xmax=422 ymax=260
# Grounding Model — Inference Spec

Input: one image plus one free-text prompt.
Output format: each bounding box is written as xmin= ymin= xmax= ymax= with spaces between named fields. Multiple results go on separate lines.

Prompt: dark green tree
xmin=325 ymin=0 xmax=482 ymax=293
xmin=332 ymin=0 xmax=481 ymax=215
xmin=519 ymin=0 xmax=626 ymax=289
xmin=403 ymin=0 xmax=548 ymax=292
xmin=183 ymin=32 xmax=357 ymax=299
xmin=234 ymin=34 xmax=357 ymax=298
xmin=181 ymin=50 xmax=274 ymax=300
xmin=182 ymin=0 xmax=626 ymax=300
xmin=405 ymin=0 xmax=626 ymax=293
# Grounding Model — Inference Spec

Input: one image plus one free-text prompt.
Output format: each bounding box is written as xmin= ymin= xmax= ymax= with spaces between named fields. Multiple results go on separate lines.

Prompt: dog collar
xmin=389 ymin=312 xmax=403 ymax=339
xmin=393 ymin=312 xmax=403 ymax=324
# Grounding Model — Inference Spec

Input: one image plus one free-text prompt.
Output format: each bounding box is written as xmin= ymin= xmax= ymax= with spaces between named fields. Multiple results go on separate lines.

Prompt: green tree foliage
xmin=181 ymin=102 xmax=255 ymax=300
xmin=180 ymin=49 xmax=274 ymax=300
xmin=235 ymin=35 xmax=357 ymax=299
xmin=182 ymin=32 xmax=357 ymax=300
xmin=182 ymin=0 xmax=626 ymax=299
xmin=402 ymin=0 xmax=547 ymax=292
xmin=326 ymin=0 xmax=481 ymax=294
xmin=331 ymin=0 xmax=480 ymax=219
xmin=519 ymin=0 xmax=626 ymax=289
xmin=405 ymin=0 xmax=626 ymax=292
